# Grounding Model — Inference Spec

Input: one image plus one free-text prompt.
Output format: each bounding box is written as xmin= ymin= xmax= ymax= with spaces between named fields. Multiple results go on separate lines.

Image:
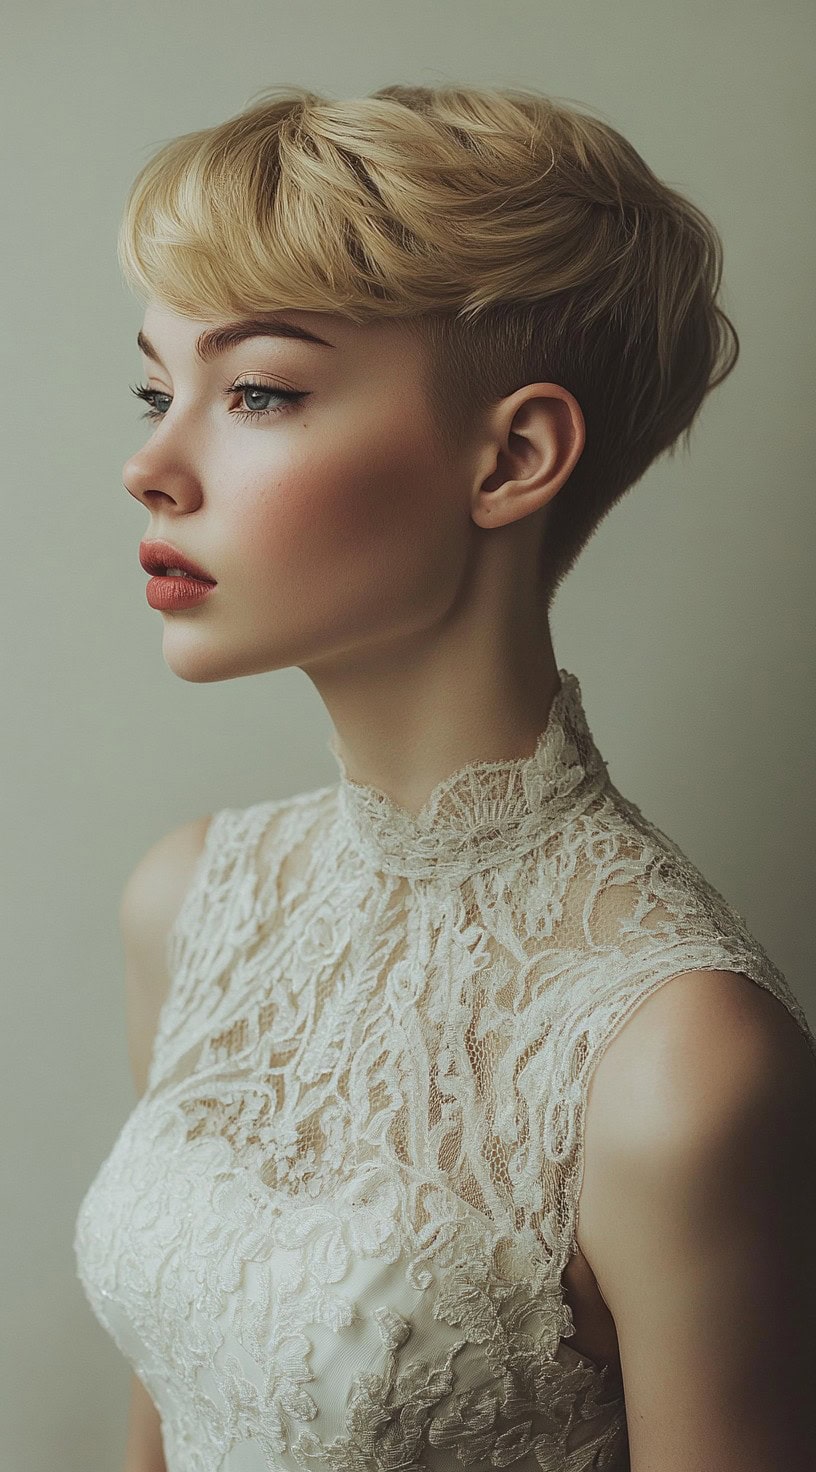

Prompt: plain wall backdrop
xmin=1 ymin=1 xmax=814 ymax=1467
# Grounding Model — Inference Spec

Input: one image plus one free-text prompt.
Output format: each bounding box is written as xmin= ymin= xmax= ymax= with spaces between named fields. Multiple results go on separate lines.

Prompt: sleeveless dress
xmin=74 ymin=668 xmax=816 ymax=1472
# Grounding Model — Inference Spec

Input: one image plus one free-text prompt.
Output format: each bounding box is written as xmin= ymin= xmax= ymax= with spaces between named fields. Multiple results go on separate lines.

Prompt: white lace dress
xmin=74 ymin=669 xmax=816 ymax=1472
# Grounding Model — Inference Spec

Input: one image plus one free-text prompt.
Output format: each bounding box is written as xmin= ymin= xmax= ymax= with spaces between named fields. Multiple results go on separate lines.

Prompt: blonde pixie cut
xmin=119 ymin=82 xmax=739 ymax=609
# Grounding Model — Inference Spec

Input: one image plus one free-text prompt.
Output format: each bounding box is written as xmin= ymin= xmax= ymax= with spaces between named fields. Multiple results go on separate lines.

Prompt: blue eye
xmin=129 ymin=377 xmax=306 ymax=424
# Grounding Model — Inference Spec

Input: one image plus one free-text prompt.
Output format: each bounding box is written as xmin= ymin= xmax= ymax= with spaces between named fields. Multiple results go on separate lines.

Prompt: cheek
xmin=235 ymin=425 xmax=457 ymax=608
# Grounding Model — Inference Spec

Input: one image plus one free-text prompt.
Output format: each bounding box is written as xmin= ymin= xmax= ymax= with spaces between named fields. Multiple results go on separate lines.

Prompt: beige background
xmin=2 ymin=1 xmax=814 ymax=1467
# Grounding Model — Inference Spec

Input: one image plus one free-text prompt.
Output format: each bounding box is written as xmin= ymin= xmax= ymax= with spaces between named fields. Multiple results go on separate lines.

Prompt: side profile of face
xmin=123 ymin=303 xmax=491 ymax=685
xmin=123 ymin=297 xmax=586 ymax=797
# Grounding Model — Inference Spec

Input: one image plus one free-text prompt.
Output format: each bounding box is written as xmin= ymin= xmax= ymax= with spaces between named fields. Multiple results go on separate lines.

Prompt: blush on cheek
xmin=289 ymin=503 xmax=425 ymax=635
xmin=236 ymin=414 xmax=454 ymax=622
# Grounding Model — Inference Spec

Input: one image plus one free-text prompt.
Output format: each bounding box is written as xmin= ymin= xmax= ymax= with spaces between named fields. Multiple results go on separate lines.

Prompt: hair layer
xmin=119 ymin=83 xmax=739 ymax=605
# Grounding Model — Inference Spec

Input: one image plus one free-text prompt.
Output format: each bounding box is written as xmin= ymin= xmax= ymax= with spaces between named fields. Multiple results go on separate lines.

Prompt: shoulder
xmin=578 ymin=971 xmax=816 ymax=1220
xmin=119 ymin=813 xmax=215 ymax=948
xmin=576 ymin=968 xmax=816 ymax=1468
xmin=118 ymin=788 xmax=335 ymax=1096
xmin=120 ymin=815 xmax=215 ymax=1096
xmin=582 ymin=967 xmax=816 ymax=1160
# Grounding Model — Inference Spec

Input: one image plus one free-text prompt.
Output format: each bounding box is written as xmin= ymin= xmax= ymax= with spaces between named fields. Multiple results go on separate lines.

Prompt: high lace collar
xmin=327 ymin=669 xmax=611 ymax=882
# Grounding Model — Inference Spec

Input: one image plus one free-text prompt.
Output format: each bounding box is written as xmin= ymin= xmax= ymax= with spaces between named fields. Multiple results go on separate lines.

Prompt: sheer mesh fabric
xmin=74 ymin=670 xmax=815 ymax=1472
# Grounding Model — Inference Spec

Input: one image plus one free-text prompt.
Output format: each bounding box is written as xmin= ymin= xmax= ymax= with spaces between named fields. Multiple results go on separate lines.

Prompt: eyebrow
xmin=136 ymin=315 xmax=336 ymax=367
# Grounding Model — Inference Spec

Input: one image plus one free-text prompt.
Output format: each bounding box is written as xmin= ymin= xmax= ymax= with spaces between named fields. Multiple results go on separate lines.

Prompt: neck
xmin=328 ymin=668 xmax=610 ymax=882
xmin=306 ymin=615 xmax=561 ymax=820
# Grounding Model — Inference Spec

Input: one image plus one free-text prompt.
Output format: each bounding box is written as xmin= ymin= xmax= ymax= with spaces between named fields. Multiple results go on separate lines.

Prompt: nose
xmin=122 ymin=451 xmax=203 ymax=514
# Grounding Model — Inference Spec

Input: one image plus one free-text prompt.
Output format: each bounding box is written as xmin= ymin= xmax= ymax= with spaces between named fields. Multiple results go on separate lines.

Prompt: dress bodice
xmin=74 ymin=670 xmax=816 ymax=1471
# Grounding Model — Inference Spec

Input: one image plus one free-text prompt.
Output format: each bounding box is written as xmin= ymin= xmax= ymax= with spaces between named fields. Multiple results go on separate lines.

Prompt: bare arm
xmin=118 ymin=814 xmax=213 ymax=1472
xmin=577 ymin=968 xmax=816 ymax=1471
xmin=122 ymin=1374 xmax=167 ymax=1472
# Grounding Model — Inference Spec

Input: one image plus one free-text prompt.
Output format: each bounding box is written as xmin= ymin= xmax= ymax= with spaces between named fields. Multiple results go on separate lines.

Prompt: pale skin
xmin=124 ymin=303 xmax=578 ymax=810
xmin=120 ymin=304 xmax=816 ymax=1470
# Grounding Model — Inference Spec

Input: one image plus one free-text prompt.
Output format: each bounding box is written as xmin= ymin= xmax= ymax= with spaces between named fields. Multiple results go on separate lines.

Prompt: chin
xmin=160 ymin=634 xmax=295 ymax=684
xmin=159 ymin=636 xmax=244 ymax=684
xmin=162 ymin=655 xmax=235 ymax=684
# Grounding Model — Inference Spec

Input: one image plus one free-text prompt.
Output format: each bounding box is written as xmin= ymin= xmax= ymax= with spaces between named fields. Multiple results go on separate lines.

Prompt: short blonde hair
xmin=119 ymin=82 xmax=739 ymax=607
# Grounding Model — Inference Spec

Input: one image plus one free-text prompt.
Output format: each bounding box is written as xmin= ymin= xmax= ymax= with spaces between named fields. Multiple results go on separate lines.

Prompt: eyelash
xmin=129 ymin=377 xmax=305 ymax=424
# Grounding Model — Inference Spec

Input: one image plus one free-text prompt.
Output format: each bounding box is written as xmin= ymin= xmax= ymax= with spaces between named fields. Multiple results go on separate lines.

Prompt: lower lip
xmin=145 ymin=575 xmax=217 ymax=609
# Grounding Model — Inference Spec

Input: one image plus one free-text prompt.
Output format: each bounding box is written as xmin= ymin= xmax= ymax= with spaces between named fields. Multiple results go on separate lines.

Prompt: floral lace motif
xmin=74 ymin=670 xmax=815 ymax=1472
xmin=329 ymin=671 xmax=612 ymax=882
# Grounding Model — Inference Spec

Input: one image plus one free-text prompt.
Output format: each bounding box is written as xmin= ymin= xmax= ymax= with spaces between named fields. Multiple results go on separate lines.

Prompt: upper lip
xmin=139 ymin=540 xmax=216 ymax=582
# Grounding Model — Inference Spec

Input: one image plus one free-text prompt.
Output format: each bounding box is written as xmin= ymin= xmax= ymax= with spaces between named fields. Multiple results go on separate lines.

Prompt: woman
xmin=74 ymin=83 xmax=816 ymax=1472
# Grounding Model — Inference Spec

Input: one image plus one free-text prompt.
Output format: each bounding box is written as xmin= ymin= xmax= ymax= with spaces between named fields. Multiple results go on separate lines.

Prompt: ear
xmin=471 ymin=382 xmax=585 ymax=530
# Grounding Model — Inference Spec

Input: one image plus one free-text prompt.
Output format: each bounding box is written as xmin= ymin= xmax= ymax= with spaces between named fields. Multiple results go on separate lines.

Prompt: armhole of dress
xmin=143 ymin=806 xmax=237 ymax=1096
xmin=163 ymin=807 xmax=230 ymax=979
xmin=556 ymin=946 xmax=816 ymax=1263
xmin=145 ymin=788 xmax=334 ymax=1096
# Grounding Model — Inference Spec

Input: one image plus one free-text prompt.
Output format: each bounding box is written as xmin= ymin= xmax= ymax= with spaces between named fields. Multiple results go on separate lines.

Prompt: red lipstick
xmin=139 ymin=539 xmax=217 ymax=610
xmin=139 ymin=540 xmax=216 ymax=582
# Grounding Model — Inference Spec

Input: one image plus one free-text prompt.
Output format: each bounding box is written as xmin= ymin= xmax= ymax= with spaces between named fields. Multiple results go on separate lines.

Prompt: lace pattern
xmin=329 ymin=672 xmax=612 ymax=882
xmin=74 ymin=670 xmax=814 ymax=1471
